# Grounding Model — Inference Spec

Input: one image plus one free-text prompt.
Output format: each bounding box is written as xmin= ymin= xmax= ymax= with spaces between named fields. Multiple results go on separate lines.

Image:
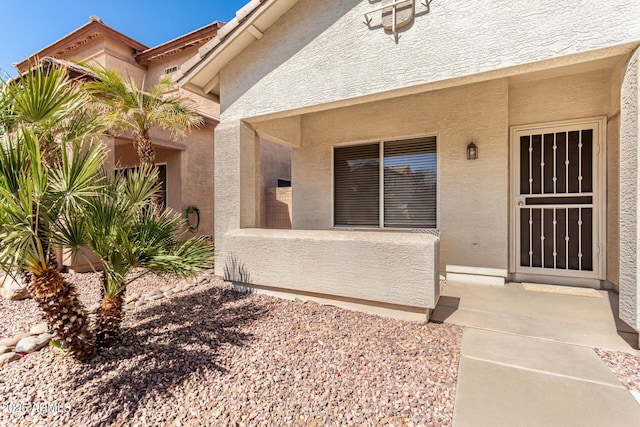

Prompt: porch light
xmin=467 ymin=141 xmax=478 ymax=160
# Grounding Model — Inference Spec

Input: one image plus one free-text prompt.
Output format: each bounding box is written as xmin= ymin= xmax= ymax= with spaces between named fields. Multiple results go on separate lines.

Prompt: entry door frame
xmin=509 ymin=117 xmax=607 ymax=281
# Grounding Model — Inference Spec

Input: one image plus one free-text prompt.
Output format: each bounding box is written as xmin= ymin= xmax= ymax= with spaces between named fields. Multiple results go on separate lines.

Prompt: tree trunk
xmin=27 ymin=267 xmax=94 ymax=360
xmin=95 ymin=291 xmax=125 ymax=347
xmin=134 ymin=133 xmax=155 ymax=168
xmin=134 ymin=133 xmax=163 ymax=209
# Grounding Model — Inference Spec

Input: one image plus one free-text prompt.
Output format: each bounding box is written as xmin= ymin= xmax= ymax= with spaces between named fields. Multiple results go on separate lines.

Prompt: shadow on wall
xmin=606 ymin=291 xmax=640 ymax=348
xmin=264 ymin=187 xmax=292 ymax=229
xmin=430 ymin=295 xmax=460 ymax=324
xmin=224 ymin=252 xmax=251 ymax=284
xmin=364 ymin=0 xmax=434 ymax=43
xmin=69 ymin=285 xmax=268 ymax=426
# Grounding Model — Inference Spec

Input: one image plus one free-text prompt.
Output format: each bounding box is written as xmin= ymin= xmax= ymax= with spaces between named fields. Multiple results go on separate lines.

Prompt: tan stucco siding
xmin=294 ymin=79 xmax=510 ymax=271
xmin=179 ymin=125 xmax=215 ymax=237
xmin=147 ymin=50 xmax=220 ymax=119
xmin=219 ymin=0 xmax=640 ymax=121
xmin=147 ymin=50 xmax=196 ymax=86
xmin=113 ymin=125 xmax=215 ymax=238
xmin=509 ymin=70 xmax=612 ymax=126
xmin=607 ymin=59 xmax=628 ymax=287
xmin=224 ymin=228 xmax=440 ymax=314
xmin=620 ymin=48 xmax=640 ymax=330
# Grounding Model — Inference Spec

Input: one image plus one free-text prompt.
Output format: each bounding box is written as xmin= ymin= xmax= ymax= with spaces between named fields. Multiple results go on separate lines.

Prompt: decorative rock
xmin=163 ymin=290 xmax=174 ymax=298
xmin=37 ymin=332 xmax=54 ymax=344
xmin=0 ymin=352 xmax=20 ymax=367
xmin=30 ymin=322 xmax=48 ymax=335
xmin=0 ymin=273 xmax=30 ymax=301
xmin=161 ymin=286 xmax=174 ymax=293
xmin=0 ymin=336 xmax=20 ymax=347
xmin=125 ymin=293 xmax=140 ymax=304
xmin=124 ymin=303 xmax=135 ymax=312
xmin=147 ymin=294 xmax=164 ymax=301
xmin=134 ymin=300 xmax=147 ymax=308
xmin=149 ymin=289 xmax=162 ymax=296
xmin=12 ymin=332 xmax=32 ymax=341
xmin=15 ymin=336 xmax=48 ymax=353
xmin=0 ymin=345 xmax=12 ymax=354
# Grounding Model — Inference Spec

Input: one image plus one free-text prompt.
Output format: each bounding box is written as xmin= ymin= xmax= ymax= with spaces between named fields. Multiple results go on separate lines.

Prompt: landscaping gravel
xmin=0 ymin=270 xmax=180 ymax=338
xmin=1 ymin=275 xmax=462 ymax=426
xmin=595 ymin=348 xmax=640 ymax=391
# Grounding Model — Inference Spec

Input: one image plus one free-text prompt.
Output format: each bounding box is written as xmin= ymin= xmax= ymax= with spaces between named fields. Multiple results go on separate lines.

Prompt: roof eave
xmin=14 ymin=19 xmax=148 ymax=73
xmin=135 ymin=21 xmax=224 ymax=65
xmin=177 ymin=0 xmax=300 ymax=97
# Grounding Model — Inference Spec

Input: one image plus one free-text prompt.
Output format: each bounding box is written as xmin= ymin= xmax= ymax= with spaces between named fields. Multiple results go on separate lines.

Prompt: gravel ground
xmin=595 ymin=348 xmax=640 ymax=391
xmin=0 ymin=270 xmax=180 ymax=337
xmin=1 ymin=275 xmax=463 ymax=426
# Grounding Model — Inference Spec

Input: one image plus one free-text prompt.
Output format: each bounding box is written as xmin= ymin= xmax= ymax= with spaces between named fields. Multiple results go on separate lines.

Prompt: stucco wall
xmin=179 ymin=124 xmax=215 ymax=237
xmin=508 ymin=70 xmax=611 ymax=126
xmin=294 ymin=79 xmax=509 ymax=271
xmin=113 ymin=124 xmax=215 ymax=237
xmin=260 ymin=139 xmax=291 ymax=227
xmin=214 ymin=121 xmax=259 ymax=276
xmin=260 ymin=138 xmax=291 ymax=189
xmin=288 ymin=68 xmax=618 ymax=272
xmin=219 ymin=0 xmax=640 ymax=121
xmin=148 ymin=50 xmax=220 ymax=120
xmin=224 ymin=228 xmax=439 ymax=317
xmin=619 ymin=49 xmax=640 ymax=331
xmin=607 ymin=58 xmax=627 ymax=287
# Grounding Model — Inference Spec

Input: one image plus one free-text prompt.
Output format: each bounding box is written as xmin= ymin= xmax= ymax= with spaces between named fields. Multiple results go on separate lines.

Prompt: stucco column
xmin=619 ymin=48 xmax=640 ymax=343
xmin=214 ymin=120 xmax=260 ymax=276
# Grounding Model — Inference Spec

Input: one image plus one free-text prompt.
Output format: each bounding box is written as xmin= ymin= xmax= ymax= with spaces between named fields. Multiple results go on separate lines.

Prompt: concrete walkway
xmin=432 ymin=281 xmax=640 ymax=426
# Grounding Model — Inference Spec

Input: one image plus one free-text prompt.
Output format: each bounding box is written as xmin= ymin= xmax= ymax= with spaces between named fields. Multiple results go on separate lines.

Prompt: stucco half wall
xmin=223 ymin=229 xmax=440 ymax=321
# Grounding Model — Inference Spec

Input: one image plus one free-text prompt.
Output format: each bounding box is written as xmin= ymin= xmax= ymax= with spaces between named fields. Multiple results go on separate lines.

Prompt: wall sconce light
xmin=467 ymin=141 xmax=478 ymax=160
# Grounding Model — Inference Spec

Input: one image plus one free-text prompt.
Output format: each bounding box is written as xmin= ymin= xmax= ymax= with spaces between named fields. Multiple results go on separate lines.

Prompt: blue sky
xmin=0 ymin=0 xmax=249 ymax=77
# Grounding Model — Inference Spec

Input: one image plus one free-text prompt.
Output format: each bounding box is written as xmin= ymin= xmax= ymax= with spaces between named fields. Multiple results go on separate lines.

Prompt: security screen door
xmin=512 ymin=119 xmax=604 ymax=279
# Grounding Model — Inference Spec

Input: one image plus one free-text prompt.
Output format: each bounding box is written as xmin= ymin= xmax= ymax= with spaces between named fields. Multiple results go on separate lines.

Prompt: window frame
xmin=332 ymin=134 xmax=439 ymax=231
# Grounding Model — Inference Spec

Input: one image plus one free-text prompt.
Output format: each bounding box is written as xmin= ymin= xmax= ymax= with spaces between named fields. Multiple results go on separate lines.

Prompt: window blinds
xmin=334 ymin=144 xmax=380 ymax=226
xmin=334 ymin=137 xmax=437 ymax=228
xmin=384 ymin=137 xmax=437 ymax=228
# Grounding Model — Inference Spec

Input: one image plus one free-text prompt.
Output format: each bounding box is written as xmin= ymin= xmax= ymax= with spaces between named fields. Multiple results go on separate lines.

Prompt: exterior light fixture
xmin=467 ymin=141 xmax=478 ymax=160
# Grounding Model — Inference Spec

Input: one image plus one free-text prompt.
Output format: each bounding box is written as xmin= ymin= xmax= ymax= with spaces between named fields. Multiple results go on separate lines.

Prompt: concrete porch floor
xmin=433 ymin=281 xmax=640 ymax=426
xmin=432 ymin=281 xmax=638 ymax=351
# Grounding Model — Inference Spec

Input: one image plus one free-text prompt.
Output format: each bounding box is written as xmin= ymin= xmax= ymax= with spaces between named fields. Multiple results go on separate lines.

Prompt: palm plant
xmin=0 ymin=66 xmax=105 ymax=360
xmin=2 ymin=65 xmax=102 ymax=166
xmin=59 ymin=166 xmax=214 ymax=346
xmin=83 ymin=65 xmax=203 ymax=168
xmin=0 ymin=129 xmax=106 ymax=360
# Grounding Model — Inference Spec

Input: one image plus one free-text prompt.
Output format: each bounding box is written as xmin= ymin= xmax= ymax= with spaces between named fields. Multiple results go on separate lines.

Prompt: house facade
xmin=179 ymin=0 xmax=640 ymax=333
xmin=16 ymin=16 xmax=221 ymax=238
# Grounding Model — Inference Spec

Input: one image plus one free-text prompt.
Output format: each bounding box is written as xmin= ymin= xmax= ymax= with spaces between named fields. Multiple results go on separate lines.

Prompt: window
xmin=334 ymin=137 xmax=437 ymax=228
